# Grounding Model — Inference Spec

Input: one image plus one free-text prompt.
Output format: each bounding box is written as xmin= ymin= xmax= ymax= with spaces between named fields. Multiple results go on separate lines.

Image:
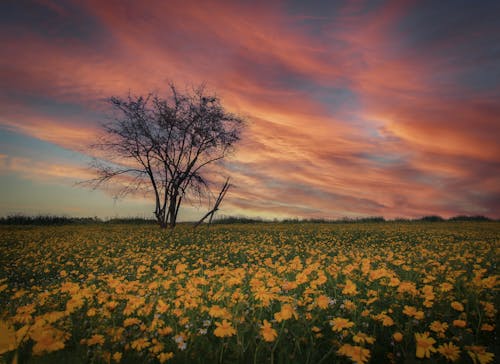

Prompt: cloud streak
xmin=0 ymin=0 xmax=499 ymax=218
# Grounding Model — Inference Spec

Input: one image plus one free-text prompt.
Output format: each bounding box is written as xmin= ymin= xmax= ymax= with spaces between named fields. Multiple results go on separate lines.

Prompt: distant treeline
xmin=0 ymin=214 xmax=156 ymax=226
xmin=214 ymin=215 xmax=494 ymax=224
xmin=0 ymin=214 xmax=495 ymax=226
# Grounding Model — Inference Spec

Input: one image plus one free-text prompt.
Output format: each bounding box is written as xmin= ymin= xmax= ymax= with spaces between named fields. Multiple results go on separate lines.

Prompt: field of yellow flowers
xmin=0 ymin=222 xmax=498 ymax=363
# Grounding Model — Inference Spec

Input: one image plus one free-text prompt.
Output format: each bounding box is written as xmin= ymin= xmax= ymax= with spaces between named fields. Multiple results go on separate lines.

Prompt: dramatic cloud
xmin=1 ymin=0 xmax=499 ymax=219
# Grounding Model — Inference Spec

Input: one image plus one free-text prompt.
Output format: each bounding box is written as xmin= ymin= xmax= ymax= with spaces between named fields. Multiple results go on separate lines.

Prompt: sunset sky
xmin=1 ymin=0 xmax=499 ymax=220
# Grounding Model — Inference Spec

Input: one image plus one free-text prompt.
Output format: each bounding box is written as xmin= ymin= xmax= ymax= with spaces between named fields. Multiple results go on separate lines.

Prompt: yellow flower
xmin=123 ymin=318 xmax=141 ymax=327
xmin=414 ymin=332 xmax=436 ymax=359
xmin=393 ymin=332 xmax=403 ymax=343
xmin=437 ymin=342 xmax=461 ymax=362
xmin=209 ymin=305 xmax=231 ymax=319
xmin=274 ymin=304 xmax=298 ymax=322
xmin=282 ymin=280 xmax=298 ymax=291
xmin=421 ymin=285 xmax=435 ymax=301
xmin=112 ymin=352 xmax=122 ymax=362
xmin=344 ymin=300 xmax=357 ymax=311
xmin=158 ymin=352 xmax=174 ymax=363
xmin=480 ymin=323 xmax=494 ymax=331
xmin=131 ymin=337 xmax=150 ymax=351
xmin=479 ymin=276 xmax=497 ymax=289
xmin=253 ymin=288 xmax=276 ymax=307
xmin=149 ymin=339 xmax=164 ymax=354
xmin=481 ymin=301 xmax=495 ymax=318
xmin=316 ymin=295 xmax=330 ymax=309
xmin=158 ymin=326 xmax=173 ymax=336
xmin=373 ymin=313 xmax=394 ymax=327
xmin=338 ymin=344 xmax=371 ymax=364
xmin=85 ymin=334 xmax=105 ymax=346
xmin=0 ymin=320 xmax=16 ymax=354
xmin=430 ymin=321 xmax=448 ymax=334
xmin=65 ymin=294 xmax=85 ymax=314
xmin=353 ymin=332 xmax=375 ymax=344
xmin=31 ymin=327 xmax=67 ymax=355
xmin=342 ymin=279 xmax=358 ymax=295
xmin=440 ymin=282 xmax=453 ymax=292
xmin=156 ymin=299 xmax=168 ymax=313
xmin=403 ymin=305 xmax=424 ymax=320
xmin=330 ymin=317 xmax=355 ymax=332
xmin=453 ymin=319 xmax=466 ymax=328
xmin=260 ymin=320 xmax=278 ymax=342
xmin=87 ymin=308 xmax=96 ymax=317
xmin=213 ymin=320 xmax=236 ymax=337
xmin=466 ymin=346 xmax=494 ymax=364
xmin=451 ymin=301 xmax=464 ymax=312
xmin=106 ymin=301 xmax=118 ymax=311
xmin=175 ymin=263 xmax=187 ymax=274
xmin=397 ymin=281 xmax=418 ymax=295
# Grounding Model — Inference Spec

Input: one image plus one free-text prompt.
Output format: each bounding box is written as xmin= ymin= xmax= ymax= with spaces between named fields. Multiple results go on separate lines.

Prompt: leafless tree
xmin=85 ymin=83 xmax=244 ymax=228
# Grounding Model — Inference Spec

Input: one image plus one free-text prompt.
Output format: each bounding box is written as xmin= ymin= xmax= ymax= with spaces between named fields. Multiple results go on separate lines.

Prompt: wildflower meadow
xmin=0 ymin=221 xmax=498 ymax=363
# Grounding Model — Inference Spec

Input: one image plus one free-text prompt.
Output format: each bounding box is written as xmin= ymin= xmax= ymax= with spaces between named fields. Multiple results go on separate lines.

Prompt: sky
xmin=1 ymin=0 xmax=499 ymax=220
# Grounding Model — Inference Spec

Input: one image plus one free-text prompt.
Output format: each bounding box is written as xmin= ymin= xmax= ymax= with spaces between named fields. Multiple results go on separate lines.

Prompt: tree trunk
xmin=167 ymin=193 xmax=178 ymax=229
xmin=155 ymin=210 xmax=167 ymax=229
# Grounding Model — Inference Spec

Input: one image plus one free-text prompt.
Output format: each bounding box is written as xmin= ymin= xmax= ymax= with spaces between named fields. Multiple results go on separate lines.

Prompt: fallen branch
xmin=194 ymin=178 xmax=231 ymax=228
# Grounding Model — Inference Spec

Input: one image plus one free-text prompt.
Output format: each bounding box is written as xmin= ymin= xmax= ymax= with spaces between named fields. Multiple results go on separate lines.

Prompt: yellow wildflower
xmin=430 ymin=321 xmax=448 ymax=334
xmin=330 ymin=317 xmax=355 ymax=332
xmin=156 ymin=299 xmax=169 ymax=313
xmin=377 ymin=313 xmax=394 ymax=327
xmin=175 ymin=263 xmax=187 ymax=274
xmin=274 ymin=304 xmax=298 ymax=322
xmin=440 ymin=282 xmax=453 ymax=292
xmin=414 ymin=332 xmax=436 ymax=359
xmin=466 ymin=346 xmax=494 ymax=364
xmin=85 ymin=334 xmax=105 ymax=346
xmin=338 ymin=344 xmax=371 ymax=364
xmin=453 ymin=319 xmax=466 ymax=328
xmin=316 ymin=295 xmax=330 ymax=309
xmin=403 ymin=305 xmax=424 ymax=320
xmin=480 ymin=323 xmax=494 ymax=331
xmin=260 ymin=320 xmax=278 ymax=342
xmin=123 ymin=318 xmax=141 ymax=327
xmin=0 ymin=320 xmax=16 ymax=354
xmin=393 ymin=332 xmax=403 ymax=342
xmin=451 ymin=301 xmax=464 ymax=312
xmin=112 ymin=352 xmax=122 ymax=362
xmin=158 ymin=352 xmax=174 ymax=363
xmin=353 ymin=332 xmax=375 ymax=344
xmin=30 ymin=325 xmax=68 ymax=356
xmin=131 ymin=337 xmax=150 ymax=351
xmin=213 ymin=320 xmax=236 ymax=337
xmin=437 ymin=342 xmax=460 ymax=362
xmin=342 ymin=279 xmax=358 ymax=295
xmin=209 ymin=305 xmax=231 ymax=319
xmin=158 ymin=326 xmax=173 ymax=336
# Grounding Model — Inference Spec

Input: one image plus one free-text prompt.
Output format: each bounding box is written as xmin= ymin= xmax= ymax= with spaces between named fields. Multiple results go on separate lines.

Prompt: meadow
xmin=0 ymin=222 xmax=498 ymax=363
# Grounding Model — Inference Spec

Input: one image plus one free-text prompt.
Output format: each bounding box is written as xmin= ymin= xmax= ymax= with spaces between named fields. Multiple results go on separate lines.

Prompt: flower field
xmin=0 ymin=222 xmax=498 ymax=363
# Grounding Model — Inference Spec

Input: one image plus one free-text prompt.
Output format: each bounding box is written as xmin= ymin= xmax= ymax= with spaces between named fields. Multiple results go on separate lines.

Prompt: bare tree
xmin=86 ymin=83 xmax=244 ymax=228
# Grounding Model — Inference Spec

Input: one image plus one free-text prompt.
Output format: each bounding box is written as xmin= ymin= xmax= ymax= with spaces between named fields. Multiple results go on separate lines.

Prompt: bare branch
xmin=81 ymin=82 xmax=244 ymax=228
xmin=194 ymin=177 xmax=231 ymax=228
